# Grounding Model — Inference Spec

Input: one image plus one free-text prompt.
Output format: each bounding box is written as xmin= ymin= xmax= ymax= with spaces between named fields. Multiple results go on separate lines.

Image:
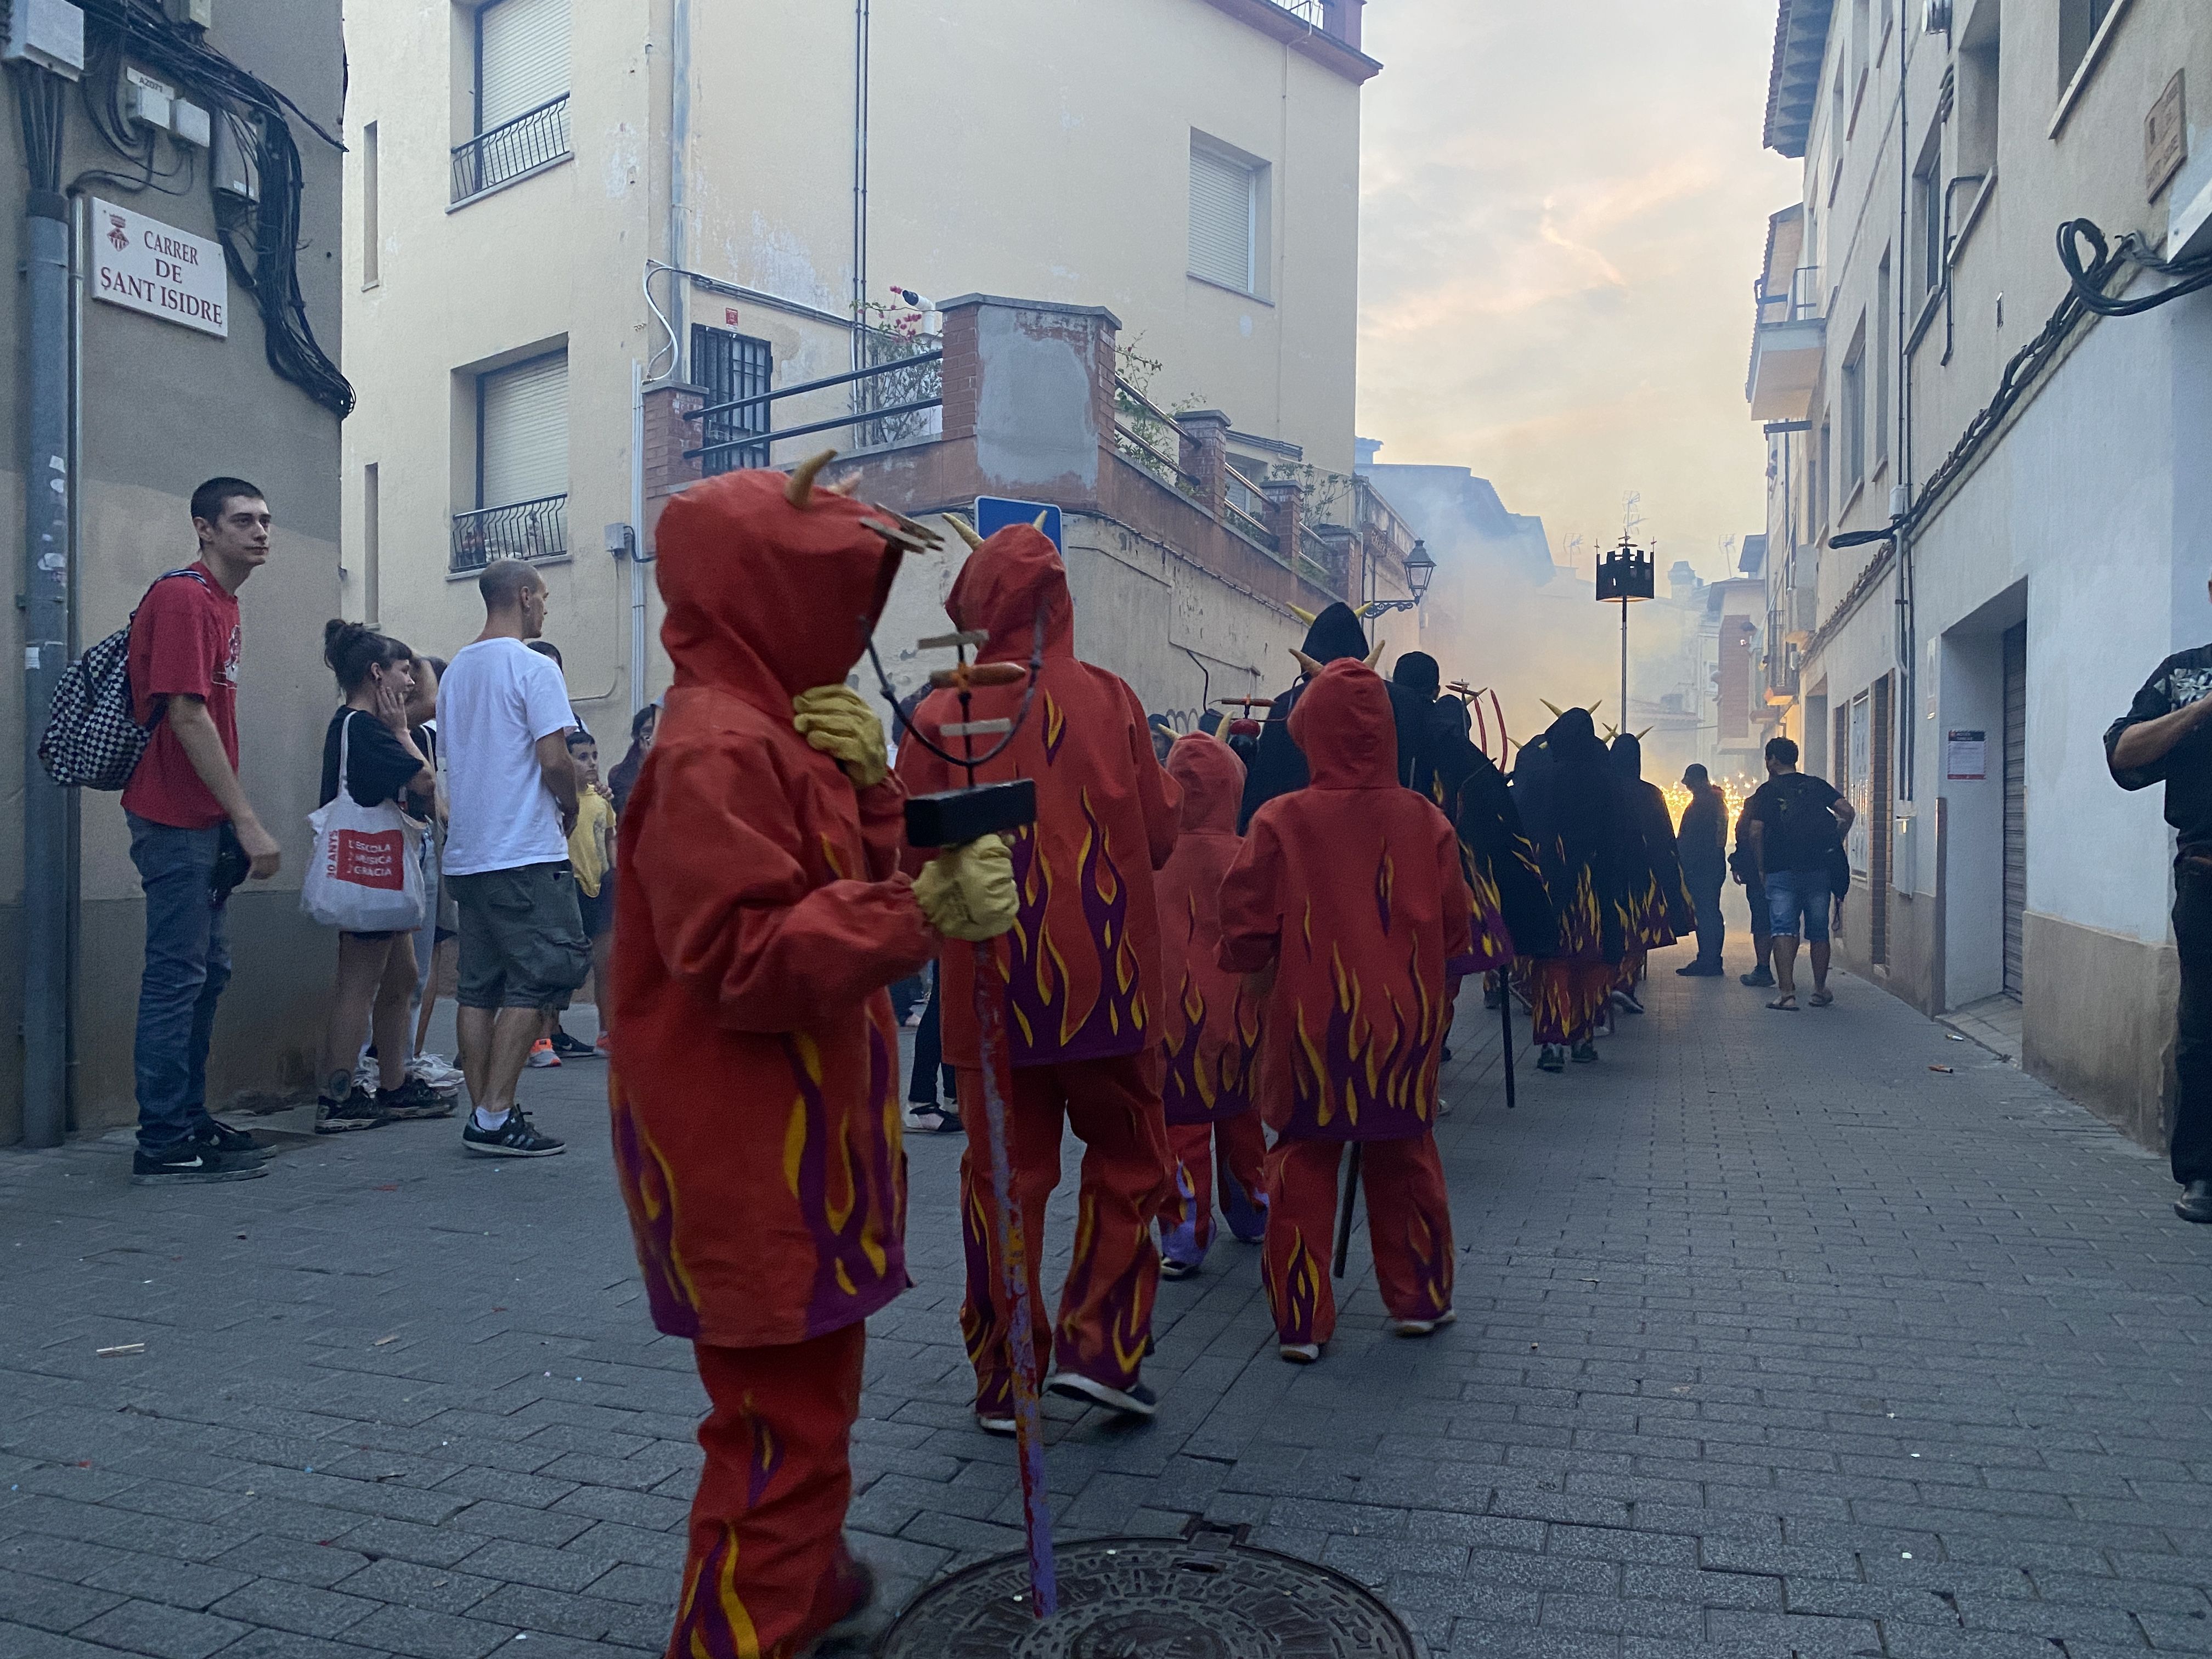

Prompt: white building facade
xmin=1746 ymin=0 xmax=2212 ymax=1146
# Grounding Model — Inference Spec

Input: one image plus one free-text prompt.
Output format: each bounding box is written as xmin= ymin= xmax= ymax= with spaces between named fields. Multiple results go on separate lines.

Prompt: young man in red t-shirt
xmin=123 ymin=477 xmax=286 ymax=1185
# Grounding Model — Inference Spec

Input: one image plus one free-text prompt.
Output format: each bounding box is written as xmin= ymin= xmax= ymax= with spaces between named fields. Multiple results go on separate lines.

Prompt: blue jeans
xmin=128 ymin=813 xmax=234 ymax=1151
xmin=1766 ymin=867 xmax=1833 ymax=944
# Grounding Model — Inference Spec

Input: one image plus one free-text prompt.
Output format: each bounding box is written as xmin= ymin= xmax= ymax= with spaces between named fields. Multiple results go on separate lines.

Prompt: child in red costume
xmin=894 ymin=522 xmax=1183 ymax=1429
xmin=606 ymin=462 xmax=1014 ymax=1659
xmin=1217 ymin=659 xmax=1476 ymax=1363
xmin=1154 ymin=733 xmax=1267 ymax=1279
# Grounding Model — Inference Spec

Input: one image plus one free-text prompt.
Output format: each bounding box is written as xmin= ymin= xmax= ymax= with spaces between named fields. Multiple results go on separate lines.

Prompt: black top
xmin=1745 ymin=771 xmax=1844 ymax=874
xmin=321 ymin=708 xmax=425 ymax=810
xmin=1678 ymin=785 xmax=1729 ymax=874
xmin=2106 ymin=645 xmax=2212 ymax=860
xmin=1237 ymin=602 xmax=1374 ymax=830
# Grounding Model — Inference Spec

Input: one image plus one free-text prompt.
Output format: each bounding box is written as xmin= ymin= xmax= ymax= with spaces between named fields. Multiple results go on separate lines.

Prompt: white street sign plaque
xmin=91 ymin=198 xmax=229 ymax=338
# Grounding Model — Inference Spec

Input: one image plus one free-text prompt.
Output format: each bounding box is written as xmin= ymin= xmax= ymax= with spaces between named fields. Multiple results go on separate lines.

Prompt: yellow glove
xmin=792 ymin=686 xmax=889 ymax=788
xmin=913 ymin=835 xmax=1018 ymax=941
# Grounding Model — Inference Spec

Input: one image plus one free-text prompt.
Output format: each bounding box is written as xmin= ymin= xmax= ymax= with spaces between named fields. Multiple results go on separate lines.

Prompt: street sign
xmin=975 ymin=496 xmax=1063 ymax=550
xmin=91 ymin=199 xmax=228 ymax=338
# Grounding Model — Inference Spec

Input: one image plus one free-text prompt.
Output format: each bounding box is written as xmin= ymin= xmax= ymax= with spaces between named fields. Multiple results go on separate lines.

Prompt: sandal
xmin=1808 ymin=990 xmax=1834 ymax=1007
xmin=1765 ymin=996 xmax=1799 ymax=1011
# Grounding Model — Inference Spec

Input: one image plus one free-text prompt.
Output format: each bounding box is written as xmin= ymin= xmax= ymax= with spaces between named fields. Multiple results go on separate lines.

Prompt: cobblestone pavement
xmin=4 ymin=932 xmax=2210 ymax=1659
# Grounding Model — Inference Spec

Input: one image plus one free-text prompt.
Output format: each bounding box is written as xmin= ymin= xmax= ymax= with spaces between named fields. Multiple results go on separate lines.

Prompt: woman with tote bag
xmin=306 ymin=622 xmax=445 ymax=1133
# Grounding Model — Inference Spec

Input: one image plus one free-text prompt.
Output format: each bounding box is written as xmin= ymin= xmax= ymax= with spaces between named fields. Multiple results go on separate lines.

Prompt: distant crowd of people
xmin=116 ymin=477 xmax=656 ymax=1184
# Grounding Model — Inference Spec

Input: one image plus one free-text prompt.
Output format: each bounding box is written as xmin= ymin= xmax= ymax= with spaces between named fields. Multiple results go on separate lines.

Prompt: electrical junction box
xmin=125 ymin=66 xmax=175 ymax=131
xmin=2 ymin=0 xmax=86 ymax=78
xmin=170 ymin=98 xmax=211 ymax=148
xmin=166 ymin=0 xmax=212 ymax=25
xmin=212 ymin=111 xmax=259 ymax=204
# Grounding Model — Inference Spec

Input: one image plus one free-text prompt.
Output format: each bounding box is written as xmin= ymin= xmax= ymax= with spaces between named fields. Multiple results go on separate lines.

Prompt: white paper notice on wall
xmin=90 ymin=199 xmax=228 ymax=338
xmin=1946 ymin=730 xmax=1988 ymax=780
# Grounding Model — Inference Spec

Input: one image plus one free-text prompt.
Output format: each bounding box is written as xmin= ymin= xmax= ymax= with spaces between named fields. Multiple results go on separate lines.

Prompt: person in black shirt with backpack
xmin=1741 ymin=736 xmax=1855 ymax=1012
xmin=2107 ymin=633 xmax=2212 ymax=1223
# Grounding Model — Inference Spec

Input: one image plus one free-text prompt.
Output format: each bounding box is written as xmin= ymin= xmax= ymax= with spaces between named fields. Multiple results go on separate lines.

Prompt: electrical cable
xmin=71 ymin=0 xmax=354 ymax=416
xmin=1831 ymin=214 xmax=2208 ymax=554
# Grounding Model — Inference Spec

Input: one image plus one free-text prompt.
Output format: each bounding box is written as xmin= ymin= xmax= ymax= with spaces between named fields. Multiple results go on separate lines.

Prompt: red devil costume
xmin=894 ymin=523 xmax=1182 ymax=1422
xmin=1154 ymin=733 xmax=1267 ymax=1278
xmin=606 ymin=466 xmax=939 ymax=1659
xmin=1218 ymin=659 xmax=1474 ymax=1355
xmin=1238 ymin=601 xmax=1373 ymax=830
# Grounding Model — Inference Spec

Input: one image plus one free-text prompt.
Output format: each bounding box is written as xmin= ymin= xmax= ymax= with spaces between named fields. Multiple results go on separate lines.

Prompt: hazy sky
xmin=1356 ymin=0 xmax=1800 ymax=584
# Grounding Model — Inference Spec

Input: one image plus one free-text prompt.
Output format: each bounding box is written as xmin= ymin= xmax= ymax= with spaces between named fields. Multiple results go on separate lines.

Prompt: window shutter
xmin=479 ymin=0 xmax=570 ymax=132
xmin=1189 ymin=144 xmax=1254 ymax=292
xmin=481 ymin=354 xmax=568 ymax=508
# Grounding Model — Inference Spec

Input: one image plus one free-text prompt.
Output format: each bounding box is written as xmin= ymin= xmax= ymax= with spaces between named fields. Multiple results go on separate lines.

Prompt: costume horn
xmin=1365 ymin=640 xmax=1386 ymax=669
xmin=1033 ymin=510 xmax=1052 ymax=531
xmin=785 ymin=449 xmax=838 ymax=507
xmin=1286 ymin=602 xmax=1317 ymax=627
xmin=949 ymin=516 xmax=985 ymax=551
xmin=1289 ymin=647 xmax=1323 ymax=678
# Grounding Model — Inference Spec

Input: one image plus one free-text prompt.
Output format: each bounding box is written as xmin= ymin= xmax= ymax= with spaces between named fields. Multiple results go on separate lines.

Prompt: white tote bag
xmin=303 ymin=713 xmax=428 ymax=933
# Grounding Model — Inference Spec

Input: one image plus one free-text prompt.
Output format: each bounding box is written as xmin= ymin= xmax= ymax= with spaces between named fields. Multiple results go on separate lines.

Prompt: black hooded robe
xmin=1238 ymin=601 xmax=1370 ymax=830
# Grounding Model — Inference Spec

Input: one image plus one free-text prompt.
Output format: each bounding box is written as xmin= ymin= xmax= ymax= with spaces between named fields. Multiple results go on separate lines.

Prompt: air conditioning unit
xmin=2 ymin=0 xmax=86 ymax=78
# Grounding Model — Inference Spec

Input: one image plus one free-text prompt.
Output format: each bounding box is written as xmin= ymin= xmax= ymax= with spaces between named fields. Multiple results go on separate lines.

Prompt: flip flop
xmin=1766 ymin=996 xmax=1799 ymax=1011
xmin=1808 ymin=990 xmax=1834 ymax=1007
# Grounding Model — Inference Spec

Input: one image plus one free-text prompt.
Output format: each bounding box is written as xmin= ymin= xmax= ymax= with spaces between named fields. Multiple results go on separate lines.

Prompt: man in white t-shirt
xmin=437 ymin=559 xmax=589 ymax=1156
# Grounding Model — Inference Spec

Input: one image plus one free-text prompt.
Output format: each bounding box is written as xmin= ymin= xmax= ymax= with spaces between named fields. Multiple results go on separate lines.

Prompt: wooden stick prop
xmin=1333 ymin=1143 xmax=1363 ymax=1279
xmin=1500 ymin=986 xmax=1517 ymax=1109
xmin=868 ymin=608 xmax=1058 ymax=1620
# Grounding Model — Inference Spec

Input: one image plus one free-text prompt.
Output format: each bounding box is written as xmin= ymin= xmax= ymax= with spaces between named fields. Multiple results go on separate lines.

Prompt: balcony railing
xmin=1277 ymin=0 xmax=1326 ymax=22
xmin=450 ymin=494 xmax=569 ymax=574
xmin=452 ymin=95 xmax=572 ymax=205
xmin=1757 ymin=264 xmax=1824 ymax=325
xmin=683 ymin=346 xmax=945 ymax=466
xmin=1296 ymin=523 xmax=1345 ymax=597
xmin=1112 ymin=379 xmax=1202 ymax=497
xmin=1223 ymin=463 xmax=1282 ymax=559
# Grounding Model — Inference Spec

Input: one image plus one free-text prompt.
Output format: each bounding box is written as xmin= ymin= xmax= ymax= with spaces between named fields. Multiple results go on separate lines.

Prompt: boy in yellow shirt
xmin=535 ymin=731 xmax=617 ymax=1064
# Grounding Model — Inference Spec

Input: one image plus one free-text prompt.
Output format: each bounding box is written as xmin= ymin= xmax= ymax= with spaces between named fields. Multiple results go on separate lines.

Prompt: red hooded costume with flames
xmin=894 ymin=523 xmax=1184 ymax=1417
xmin=1217 ymin=658 xmax=1468 ymax=1350
xmin=1154 ymin=734 xmax=1268 ymax=1272
xmin=607 ymin=467 xmax=935 ymax=1659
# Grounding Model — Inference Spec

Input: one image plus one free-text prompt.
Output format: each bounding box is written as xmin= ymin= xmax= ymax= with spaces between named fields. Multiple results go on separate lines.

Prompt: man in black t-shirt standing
xmin=2106 ymin=631 xmax=2212 ymax=1223
xmin=1741 ymin=736 xmax=1854 ymax=1012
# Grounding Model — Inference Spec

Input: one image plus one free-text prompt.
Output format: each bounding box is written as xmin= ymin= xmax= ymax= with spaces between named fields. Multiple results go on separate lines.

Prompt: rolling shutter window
xmin=478 ymin=0 xmax=570 ymax=132
xmin=1189 ymin=143 xmax=1255 ymax=293
xmin=481 ymin=354 xmax=568 ymax=509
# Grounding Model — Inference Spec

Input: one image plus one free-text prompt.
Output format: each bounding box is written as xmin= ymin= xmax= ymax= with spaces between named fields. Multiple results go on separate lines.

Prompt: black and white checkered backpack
xmin=38 ymin=568 xmax=210 ymax=791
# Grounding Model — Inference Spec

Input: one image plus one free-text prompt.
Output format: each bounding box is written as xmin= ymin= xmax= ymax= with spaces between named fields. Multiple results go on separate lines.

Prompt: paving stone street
xmin=5 ymin=921 xmax=2211 ymax=1659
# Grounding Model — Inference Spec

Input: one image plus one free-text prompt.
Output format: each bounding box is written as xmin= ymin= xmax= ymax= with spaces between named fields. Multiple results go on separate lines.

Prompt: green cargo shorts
xmin=449 ymin=861 xmax=591 ymax=1012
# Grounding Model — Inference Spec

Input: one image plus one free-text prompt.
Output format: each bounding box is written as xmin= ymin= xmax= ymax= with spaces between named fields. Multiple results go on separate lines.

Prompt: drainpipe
xmin=21 ymin=179 xmax=72 ymax=1148
xmin=851 ymin=0 xmax=869 ymax=371
xmin=630 ymin=358 xmax=647 ymax=716
xmin=667 ymin=0 xmax=690 ymax=360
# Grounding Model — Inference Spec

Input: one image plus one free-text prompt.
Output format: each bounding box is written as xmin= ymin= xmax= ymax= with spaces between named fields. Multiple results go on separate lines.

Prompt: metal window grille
xmin=451 ymin=95 xmax=571 ymax=204
xmin=692 ymin=325 xmax=772 ymax=476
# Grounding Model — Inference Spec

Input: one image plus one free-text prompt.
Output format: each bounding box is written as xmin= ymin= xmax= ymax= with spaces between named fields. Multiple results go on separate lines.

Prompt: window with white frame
xmin=1189 ymin=136 xmax=1267 ymax=297
xmin=479 ymin=352 xmax=568 ymax=510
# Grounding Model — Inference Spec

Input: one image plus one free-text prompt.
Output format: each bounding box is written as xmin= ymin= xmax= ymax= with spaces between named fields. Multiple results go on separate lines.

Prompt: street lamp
xmin=1594 ymin=535 xmax=1655 ymax=727
xmin=1365 ymin=539 xmax=1435 ymax=616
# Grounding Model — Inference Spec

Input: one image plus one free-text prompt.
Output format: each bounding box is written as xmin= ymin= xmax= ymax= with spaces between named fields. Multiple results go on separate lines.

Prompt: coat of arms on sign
xmin=107 ymin=214 xmax=128 ymax=252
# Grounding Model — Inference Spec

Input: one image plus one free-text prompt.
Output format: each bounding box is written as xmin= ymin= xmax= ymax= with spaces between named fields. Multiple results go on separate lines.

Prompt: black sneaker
xmin=131 ymin=1143 xmax=269 ymax=1186
xmin=194 ymin=1118 xmax=269 ymax=1162
xmin=1045 ymin=1370 xmax=1158 ymax=1419
xmin=1740 ymin=966 xmax=1776 ymax=988
xmin=1537 ymin=1045 xmax=1566 ymax=1073
xmin=375 ymin=1077 xmax=456 ymax=1120
xmin=1612 ymin=988 xmax=1645 ymax=1014
xmin=549 ymin=1030 xmax=599 ymax=1060
xmin=461 ymin=1109 xmax=566 ymax=1158
xmin=317 ymin=1093 xmax=393 ymax=1135
xmin=1570 ymin=1040 xmax=1600 ymax=1064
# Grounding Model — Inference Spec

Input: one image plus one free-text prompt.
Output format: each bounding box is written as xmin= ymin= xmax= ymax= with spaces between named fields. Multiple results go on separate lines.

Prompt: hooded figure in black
xmin=1420 ymin=697 xmax=1555 ymax=965
xmin=1610 ymin=732 xmax=1694 ymax=957
xmin=1238 ymin=601 xmax=1373 ymax=830
xmin=1512 ymin=709 xmax=1631 ymax=1062
xmin=1389 ymin=652 xmax=1446 ymax=797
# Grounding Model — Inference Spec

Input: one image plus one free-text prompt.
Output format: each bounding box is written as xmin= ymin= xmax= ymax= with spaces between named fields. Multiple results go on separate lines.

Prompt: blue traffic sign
xmin=974 ymin=496 xmax=1063 ymax=550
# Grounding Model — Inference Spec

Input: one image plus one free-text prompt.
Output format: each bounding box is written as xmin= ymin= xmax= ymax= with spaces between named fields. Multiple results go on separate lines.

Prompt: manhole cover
xmin=877 ymin=1527 xmax=1420 ymax=1658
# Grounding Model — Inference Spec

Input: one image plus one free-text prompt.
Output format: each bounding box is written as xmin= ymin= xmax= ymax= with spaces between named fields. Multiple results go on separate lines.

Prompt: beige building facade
xmin=342 ymin=0 xmax=1398 ymax=733
xmin=1745 ymin=0 xmax=2212 ymax=1149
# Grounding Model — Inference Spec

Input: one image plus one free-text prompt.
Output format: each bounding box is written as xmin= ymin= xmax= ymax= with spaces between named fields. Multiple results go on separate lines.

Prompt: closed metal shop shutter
xmin=480 ymin=353 xmax=568 ymax=509
xmin=1189 ymin=144 xmax=1254 ymax=292
xmin=479 ymin=0 xmax=570 ymax=132
xmin=2002 ymin=621 xmax=2027 ymax=999
xmin=1871 ymin=673 xmax=1892 ymax=966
